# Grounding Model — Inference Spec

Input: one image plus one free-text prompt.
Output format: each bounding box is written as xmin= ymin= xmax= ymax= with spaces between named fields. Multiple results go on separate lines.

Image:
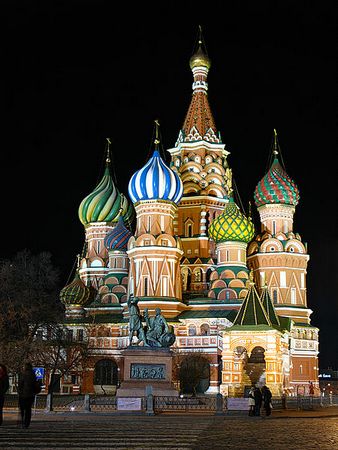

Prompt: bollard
xmin=282 ymin=394 xmax=287 ymax=409
xmin=84 ymin=394 xmax=91 ymax=412
xmin=45 ymin=393 xmax=53 ymax=412
xmin=146 ymin=393 xmax=154 ymax=415
xmin=215 ymin=393 xmax=224 ymax=415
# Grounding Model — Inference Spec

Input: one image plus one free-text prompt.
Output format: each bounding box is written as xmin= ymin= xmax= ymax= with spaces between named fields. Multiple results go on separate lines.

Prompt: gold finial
xmin=106 ymin=138 xmax=111 ymax=163
xmin=273 ymin=129 xmax=278 ymax=156
xmin=154 ymin=119 xmax=160 ymax=145
xmin=198 ymin=25 xmax=203 ymax=45
xmin=76 ymin=254 xmax=81 ymax=269
xmin=248 ymin=201 xmax=252 ymax=219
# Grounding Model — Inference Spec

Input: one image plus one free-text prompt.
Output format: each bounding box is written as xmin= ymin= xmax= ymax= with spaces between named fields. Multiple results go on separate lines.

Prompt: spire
xmin=178 ymin=27 xmax=220 ymax=145
xmin=154 ymin=119 xmax=160 ymax=151
xmin=260 ymin=284 xmax=280 ymax=327
xmin=232 ymin=271 xmax=272 ymax=327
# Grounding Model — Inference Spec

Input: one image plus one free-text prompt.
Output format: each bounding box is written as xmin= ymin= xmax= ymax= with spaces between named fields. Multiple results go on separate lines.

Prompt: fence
xmin=4 ymin=393 xmax=338 ymax=414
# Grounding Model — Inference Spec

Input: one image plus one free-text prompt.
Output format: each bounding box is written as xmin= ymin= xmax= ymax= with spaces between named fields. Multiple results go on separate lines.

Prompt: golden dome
xmin=189 ymin=44 xmax=211 ymax=70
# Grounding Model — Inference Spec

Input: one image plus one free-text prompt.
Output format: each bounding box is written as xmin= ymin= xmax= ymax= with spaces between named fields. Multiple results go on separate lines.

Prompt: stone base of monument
xmin=117 ymin=346 xmax=179 ymax=397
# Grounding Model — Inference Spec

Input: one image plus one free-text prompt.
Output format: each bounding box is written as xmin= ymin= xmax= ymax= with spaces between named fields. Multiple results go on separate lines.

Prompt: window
xmin=77 ymin=329 xmax=84 ymax=341
xmin=280 ymin=271 xmax=286 ymax=288
xmin=272 ymin=220 xmax=276 ymax=235
xmin=291 ymin=287 xmax=296 ymax=304
xmin=273 ymin=290 xmax=278 ymax=303
xmin=188 ymin=325 xmax=196 ymax=336
xmin=161 ymin=239 xmax=168 ymax=246
xmin=97 ymin=240 xmax=101 ymax=253
xmin=144 ymin=277 xmax=148 ymax=296
xmin=301 ymin=273 xmax=305 ymax=289
xmin=67 ymin=330 xmax=73 ymax=341
xmin=187 ymin=223 xmax=193 ymax=237
xmin=144 ymin=239 xmax=150 ymax=246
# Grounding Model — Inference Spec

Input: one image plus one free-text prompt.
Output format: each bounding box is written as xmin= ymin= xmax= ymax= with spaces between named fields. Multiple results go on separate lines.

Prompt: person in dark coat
xmin=0 ymin=364 xmax=10 ymax=426
xmin=17 ymin=362 xmax=37 ymax=428
xmin=253 ymin=386 xmax=262 ymax=416
xmin=261 ymin=385 xmax=272 ymax=416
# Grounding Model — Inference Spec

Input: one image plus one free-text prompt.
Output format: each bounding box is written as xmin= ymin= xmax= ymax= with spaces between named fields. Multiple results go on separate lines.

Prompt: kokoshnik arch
xmin=59 ymin=31 xmax=319 ymax=397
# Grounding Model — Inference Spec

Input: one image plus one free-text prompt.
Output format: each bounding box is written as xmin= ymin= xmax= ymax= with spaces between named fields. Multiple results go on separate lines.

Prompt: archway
xmin=245 ymin=346 xmax=266 ymax=386
xmin=179 ymin=355 xmax=210 ymax=394
xmin=94 ymin=359 xmax=118 ymax=395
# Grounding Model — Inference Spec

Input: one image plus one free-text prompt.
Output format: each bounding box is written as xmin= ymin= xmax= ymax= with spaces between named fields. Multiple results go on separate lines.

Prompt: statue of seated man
xmin=144 ymin=307 xmax=175 ymax=347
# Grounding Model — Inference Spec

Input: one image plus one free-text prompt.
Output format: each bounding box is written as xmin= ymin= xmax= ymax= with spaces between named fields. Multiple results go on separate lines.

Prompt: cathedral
xmin=59 ymin=34 xmax=319 ymax=398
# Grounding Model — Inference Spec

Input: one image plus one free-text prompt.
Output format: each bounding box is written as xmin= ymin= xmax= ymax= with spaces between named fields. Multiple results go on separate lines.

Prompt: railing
xmin=4 ymin=393 xmax=337 ymax=414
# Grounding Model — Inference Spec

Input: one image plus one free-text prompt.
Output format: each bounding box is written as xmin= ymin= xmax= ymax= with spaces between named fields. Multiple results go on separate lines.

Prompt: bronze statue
xmin=127 ymin=297 xmax=175 ymax=348
xmin=127 ymin=296 xmax=149 ymax=346
xmin=144 ymin=307 xmax=175 ymax=347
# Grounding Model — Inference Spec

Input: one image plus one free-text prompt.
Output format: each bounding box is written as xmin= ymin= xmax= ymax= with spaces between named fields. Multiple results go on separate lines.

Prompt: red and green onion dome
xmin=254 ymin=157 xmax=300 ymax=207
xmin=104 ymin=216 xmax=133 ymax=251
xmin=78 ymin=164 xmax=135 ymax=225
xmin=208 ymin=198 xmax=255 ymax=244
xmin=60 ymin=272 xmax=94 ymax=307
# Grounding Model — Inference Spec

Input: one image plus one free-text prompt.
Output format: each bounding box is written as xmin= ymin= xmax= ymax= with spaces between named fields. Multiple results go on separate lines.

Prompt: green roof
xmin=179 ymin=309 xmax=238 ymax=320
xmin=232 ymin=283 xmax=272 ymax=327
xmin=260 ymin=287 xmax=280 ymax=327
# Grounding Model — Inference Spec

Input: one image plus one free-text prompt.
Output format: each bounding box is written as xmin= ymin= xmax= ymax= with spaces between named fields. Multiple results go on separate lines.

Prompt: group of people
xmin=0 ymin=362 xmax=40 ymax=429
xmin=248 ymin=384 xmax=272 ymax=417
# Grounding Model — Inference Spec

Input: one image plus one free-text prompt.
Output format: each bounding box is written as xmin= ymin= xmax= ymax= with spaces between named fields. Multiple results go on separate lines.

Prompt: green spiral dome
xmin=208 ymin=198 xmax=255 ymax=244
xmin=78 ymin=164 xmax=134 ymax=226
xmin=60 ymin=272 xmax=93 ymax=307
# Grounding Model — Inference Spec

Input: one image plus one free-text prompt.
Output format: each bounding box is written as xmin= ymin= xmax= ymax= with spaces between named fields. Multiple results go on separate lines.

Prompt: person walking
xmin=261 ymin=385 xmax=273 ymax=417
xmin=248 ymin=386 xmax=255 ymax=416
xmin=0 ymin=364 xmax=10 ymax=426
xmin=17 ymin=362 xmax=37 ymax=428
xmin=254 ymin=386 xmax=262 ymax=416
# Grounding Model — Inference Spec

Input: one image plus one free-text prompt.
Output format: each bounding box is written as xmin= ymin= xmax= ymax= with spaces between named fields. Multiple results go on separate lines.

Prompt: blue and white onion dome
xmin=128 ymin=150 xmax=183 ymax=204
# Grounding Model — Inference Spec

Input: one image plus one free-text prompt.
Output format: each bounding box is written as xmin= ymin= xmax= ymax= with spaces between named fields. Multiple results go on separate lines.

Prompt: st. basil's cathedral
xmin=60 ymin=34 xmax=319 ymax=398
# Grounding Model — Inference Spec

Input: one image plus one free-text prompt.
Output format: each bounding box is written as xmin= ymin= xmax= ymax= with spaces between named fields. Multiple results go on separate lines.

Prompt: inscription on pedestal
xmin=130 ymin=363 xmax=166 ymax=380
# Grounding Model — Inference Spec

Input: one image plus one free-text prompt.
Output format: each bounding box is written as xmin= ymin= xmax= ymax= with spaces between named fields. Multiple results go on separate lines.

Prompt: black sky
xmin=2 ymin=1 xmax=337 ymax=369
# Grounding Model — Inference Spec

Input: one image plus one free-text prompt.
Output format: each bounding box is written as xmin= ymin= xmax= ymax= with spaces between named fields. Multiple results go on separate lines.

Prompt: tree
xmin=0 ymin=249 xmax=62 ymax=373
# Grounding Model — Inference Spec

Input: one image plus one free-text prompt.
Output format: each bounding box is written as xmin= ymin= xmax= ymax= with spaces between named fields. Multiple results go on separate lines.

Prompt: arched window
xmin=94 ymin=359 xmax=118 ymax=386
xmin=188 ymin=325 xmax=196 ymax=336
xmin=200 ymin=323 xmax=210 ymax=335
xmin=273 ymin=290 xmax=278 ymax=303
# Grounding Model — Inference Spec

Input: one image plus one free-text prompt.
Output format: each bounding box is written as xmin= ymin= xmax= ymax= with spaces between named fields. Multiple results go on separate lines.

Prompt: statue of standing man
xmin=127 ymin=296 xmax=149 ymax=347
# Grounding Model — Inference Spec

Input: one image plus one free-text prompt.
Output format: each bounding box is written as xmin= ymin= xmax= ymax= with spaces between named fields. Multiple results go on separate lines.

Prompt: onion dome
xmin=78 ymin=163 xmax=134 ymax=226
xmin=208 ymin=198 xmax=255 ymax=244
xmin=254 ymin=131 xmax=300 ymax=208
xmin=60 ymin=272 xmax=93 ymax=307
xmin=254 ymin=157 xmax=300 ymax=208
xmin=128 ymin=150 xmax=183 ymax=204
xmin=104 ymin=216 xmax=133 ymax=251
xmin=189 ymin=44 xmax=211 ymax=70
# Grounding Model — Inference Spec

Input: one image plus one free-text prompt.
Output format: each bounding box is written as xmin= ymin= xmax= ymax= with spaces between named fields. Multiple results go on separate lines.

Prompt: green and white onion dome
xmin=60 ymin=272 xmax=93 ymax=307
xmin=208 ymin=197 xmax=255 ymax=244
xmin=78 ymin=164 xmax=134 ymax=225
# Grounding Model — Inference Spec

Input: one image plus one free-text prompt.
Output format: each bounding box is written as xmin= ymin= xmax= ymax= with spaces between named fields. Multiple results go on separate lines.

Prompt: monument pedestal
xmin=117 ymin=347 xmax=179 ymax=397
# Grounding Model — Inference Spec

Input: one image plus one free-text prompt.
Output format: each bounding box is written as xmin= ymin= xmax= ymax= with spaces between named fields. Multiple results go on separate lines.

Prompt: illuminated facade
xmin=59 ymin=34 xmax=319 ymax=397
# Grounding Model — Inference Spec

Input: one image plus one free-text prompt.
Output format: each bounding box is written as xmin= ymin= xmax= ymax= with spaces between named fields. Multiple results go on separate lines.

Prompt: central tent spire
xmin=178 ymin=26 xmax=220 ymax=145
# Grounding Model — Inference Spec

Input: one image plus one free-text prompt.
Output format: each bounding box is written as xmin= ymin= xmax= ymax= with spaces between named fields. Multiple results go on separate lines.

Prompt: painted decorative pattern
xmin=254 ymin=158 xmax=300 ymax=207
xmin=208 ymin=200 xmax=255 ymax=243
xmin=104 ymin=216 xmax=132 ymax=251
xmin=78 ymin=166 xmax=134 ymax=225
xmin=128 ymin=150 xmax=183 ymax=204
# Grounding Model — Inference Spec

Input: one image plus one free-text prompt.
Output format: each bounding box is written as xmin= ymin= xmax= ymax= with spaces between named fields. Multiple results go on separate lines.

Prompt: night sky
xmin=2 ymin=1 xmax=337 ymax=369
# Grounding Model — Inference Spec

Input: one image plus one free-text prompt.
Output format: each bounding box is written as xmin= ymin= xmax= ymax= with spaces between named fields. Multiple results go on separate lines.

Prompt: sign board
xmin=227 ymin=398 xmax=249 ymax=411
xmin=33 ymin=367 xmax=45 ymax=380
xmin=117 ymin=397 xmax=142 ymax=411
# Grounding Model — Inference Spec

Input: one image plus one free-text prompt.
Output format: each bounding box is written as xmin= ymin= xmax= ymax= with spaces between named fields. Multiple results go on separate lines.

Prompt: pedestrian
xmin=248 ymin=385 xmax=255 ymax=416
xmin=254 ymin=385 xmax=262 ymax=416
xmin=261 ymin=385 xmax=273 ymax=416
xmin=17 ymin=362 xmax=37 ymax=428
xmin=0 ymin=364 xmax=10 ymax=426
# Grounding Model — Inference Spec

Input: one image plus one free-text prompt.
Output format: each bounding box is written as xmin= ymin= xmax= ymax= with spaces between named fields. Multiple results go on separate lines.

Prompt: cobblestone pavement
xmin=0 ymin=410 xmax=337 ymax=449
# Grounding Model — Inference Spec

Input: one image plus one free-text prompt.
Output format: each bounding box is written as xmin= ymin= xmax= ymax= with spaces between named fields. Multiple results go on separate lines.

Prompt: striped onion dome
xmin=128 ymin=150 xmax=183 ymax=204
xmin=254 ymin=157 xmax=300 ymax=208
xmin=104 ymin=216 xmax=133 ymax=251
xmin=78 ymin=164 xmax=134 ymax=225
xmin=208 ymin=197 xmax=255 ymax=244
xmin=60 ymin=272 xmax=93 ymax=307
